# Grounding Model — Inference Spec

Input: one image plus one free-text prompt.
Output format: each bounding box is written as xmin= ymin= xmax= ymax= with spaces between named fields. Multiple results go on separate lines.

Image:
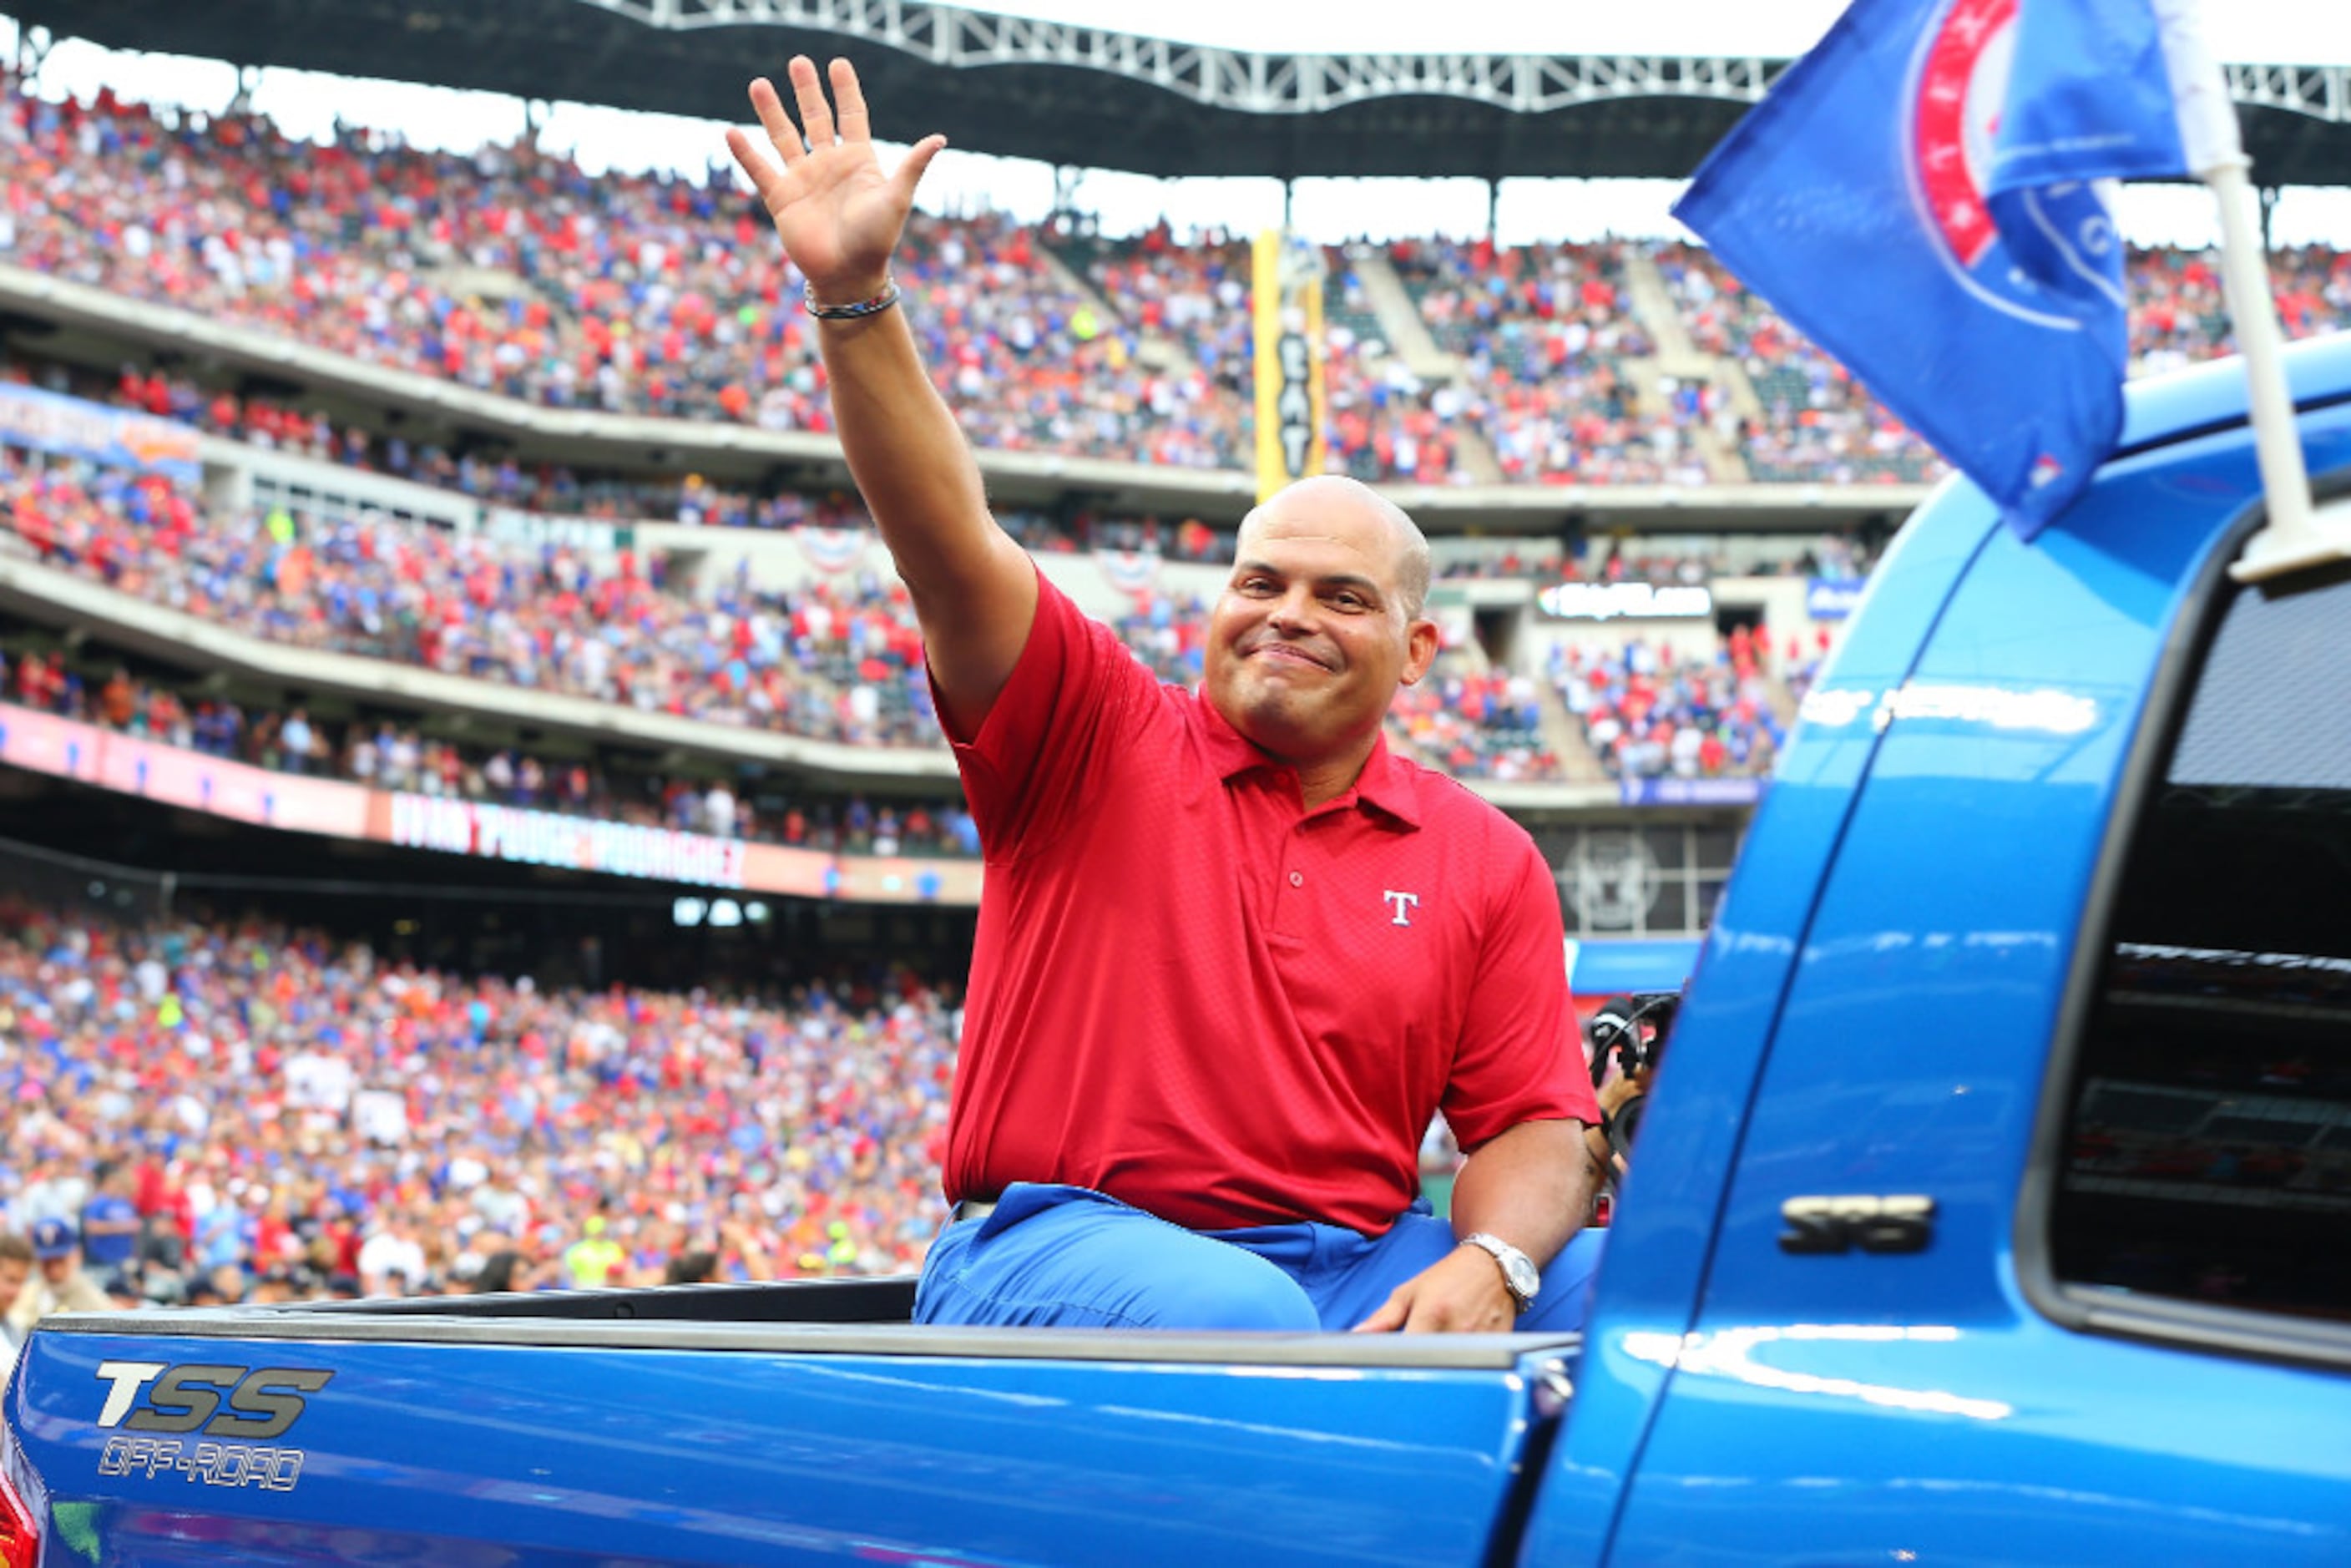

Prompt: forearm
xmin=815 ymin=299 xmax=1003 ymax=598
xmin=817 ymin=303 xmax=1035 ymax=730
xmin=731 ymin=59 xmax=1034 ymax=730
xmin=1448 ymin=1117 xmax=1595 ymax=1267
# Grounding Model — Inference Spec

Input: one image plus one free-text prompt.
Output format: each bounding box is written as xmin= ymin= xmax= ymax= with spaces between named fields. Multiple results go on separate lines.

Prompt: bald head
xmin=1238 ymin=476 xmax=1432 ymax=623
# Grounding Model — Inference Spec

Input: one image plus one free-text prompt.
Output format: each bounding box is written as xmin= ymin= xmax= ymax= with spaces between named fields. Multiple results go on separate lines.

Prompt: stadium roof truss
xmin=22 ymin=0 xmax=2351 ymax=185
xmin=611 ymin=1 xmax=1786 ymax=117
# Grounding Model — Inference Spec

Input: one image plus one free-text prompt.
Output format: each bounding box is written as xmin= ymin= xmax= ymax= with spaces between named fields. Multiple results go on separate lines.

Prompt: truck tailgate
xmin=8 ymin=1310 xmax=1576 ymax=1567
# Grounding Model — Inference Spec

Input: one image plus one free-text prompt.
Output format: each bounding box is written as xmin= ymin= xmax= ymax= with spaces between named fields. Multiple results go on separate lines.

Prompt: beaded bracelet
xmin=803 ymin=277 xmax=902 ymax=321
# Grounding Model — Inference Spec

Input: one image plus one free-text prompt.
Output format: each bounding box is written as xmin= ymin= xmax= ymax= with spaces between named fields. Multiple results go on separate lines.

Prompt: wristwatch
xmin=1460 ymin=1232 xmax=1540 ymax=1313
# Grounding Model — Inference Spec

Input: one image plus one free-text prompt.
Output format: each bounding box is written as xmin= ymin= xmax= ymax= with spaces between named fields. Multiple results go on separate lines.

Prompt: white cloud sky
xmin=9 ymin=3 xmax=2351 ymax=246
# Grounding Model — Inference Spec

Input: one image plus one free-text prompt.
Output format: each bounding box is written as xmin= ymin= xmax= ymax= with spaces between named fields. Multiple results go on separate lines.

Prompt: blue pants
xmin=913 ymin=1183 xmax=1606 ymax=1333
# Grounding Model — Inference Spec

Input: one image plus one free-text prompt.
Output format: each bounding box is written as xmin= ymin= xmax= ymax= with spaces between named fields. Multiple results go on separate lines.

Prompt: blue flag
xmin=1674 ymin=0 xmax=2237 ymax=538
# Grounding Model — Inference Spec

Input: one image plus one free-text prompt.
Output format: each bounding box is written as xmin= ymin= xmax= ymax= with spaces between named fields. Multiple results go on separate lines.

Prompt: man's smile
xmin=1246 ymin=640 xmax=1335 ymax=671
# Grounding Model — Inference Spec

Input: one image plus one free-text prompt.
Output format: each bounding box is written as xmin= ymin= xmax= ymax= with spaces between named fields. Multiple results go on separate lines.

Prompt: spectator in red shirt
xmin=731 ymin=58 xmax=1601 ymax=1336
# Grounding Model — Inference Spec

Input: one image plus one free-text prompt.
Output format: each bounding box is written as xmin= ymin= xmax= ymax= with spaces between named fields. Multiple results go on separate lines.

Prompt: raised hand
xmin=725 ymin=56 xmax=947 ymax=304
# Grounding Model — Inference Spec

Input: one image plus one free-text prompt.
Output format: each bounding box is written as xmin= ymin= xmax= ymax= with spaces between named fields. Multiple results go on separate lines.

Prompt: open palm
xmin=726 ymin=57 xmax=946 ymax=301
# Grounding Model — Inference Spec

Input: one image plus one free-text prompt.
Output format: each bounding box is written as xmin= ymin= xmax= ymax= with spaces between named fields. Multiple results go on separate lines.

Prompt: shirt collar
xmin=1195 ymin=696 xmax=1423 ymax=831
xmin=1352 ymin=730 xmax=1424 ymax=830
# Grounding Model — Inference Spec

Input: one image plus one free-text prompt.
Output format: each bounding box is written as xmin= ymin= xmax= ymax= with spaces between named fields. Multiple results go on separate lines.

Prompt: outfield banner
xmin=483 ymin=508 xmax=634 ymax=554
xmin=1618 ymin=776 xmax=1766 ymax=807
xmin=1806 ymin=578 xmax=1868 ymax=620
xmin=831 ymin=853 xmax=984 ymax=905
xmin=0 ymin=704 xmax=368 ymax=836
xmin=0 ymin=382 xmax=201 ymax=482
xmin=384 ymin=793 xmax=750 ymax=888
xmin=379 ymin=794 xmax=981 ymax=903
xmin=1538 ymin=583 xmax=1715 ymax=622
xmin=1251 ymin=230 xmax=1327 ymax=502
xmin=0 ymin=701 xmax=983 ymax=907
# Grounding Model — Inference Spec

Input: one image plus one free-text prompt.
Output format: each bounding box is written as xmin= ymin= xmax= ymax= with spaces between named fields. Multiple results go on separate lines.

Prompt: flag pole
xmin=2156 ymin=0 xmax=2351 ymax=584
xmin=2208 ymin=158 xmax=2341 ymax=584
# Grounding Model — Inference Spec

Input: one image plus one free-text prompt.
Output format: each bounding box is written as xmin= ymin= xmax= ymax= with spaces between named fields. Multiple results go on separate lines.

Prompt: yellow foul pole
xmin=1251 ymin=230 xmax=1327 ymax=503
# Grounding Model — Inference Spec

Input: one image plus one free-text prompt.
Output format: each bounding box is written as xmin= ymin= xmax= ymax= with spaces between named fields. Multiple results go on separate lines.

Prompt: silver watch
xmin=1460 ymin=1232 xmax=1540 ymax=1313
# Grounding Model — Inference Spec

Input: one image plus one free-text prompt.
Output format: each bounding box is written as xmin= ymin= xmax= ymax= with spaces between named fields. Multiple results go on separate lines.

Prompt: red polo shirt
xmin=940 ymin=572 xmax=1596 ymax=1235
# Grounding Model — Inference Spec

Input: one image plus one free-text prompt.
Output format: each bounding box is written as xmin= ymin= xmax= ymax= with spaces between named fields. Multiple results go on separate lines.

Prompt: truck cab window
xmin=2052 ymin=570 xmax=2351 ymax=1327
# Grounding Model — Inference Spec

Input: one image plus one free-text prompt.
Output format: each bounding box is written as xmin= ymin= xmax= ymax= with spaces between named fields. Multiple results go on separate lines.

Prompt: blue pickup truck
xmin=4 ymin=336 xmax=2348 ymax=1566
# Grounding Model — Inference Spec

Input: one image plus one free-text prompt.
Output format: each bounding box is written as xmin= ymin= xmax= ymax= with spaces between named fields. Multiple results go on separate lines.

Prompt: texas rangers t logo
xmin=1383 ymin=891 xmax=1420 ymax=927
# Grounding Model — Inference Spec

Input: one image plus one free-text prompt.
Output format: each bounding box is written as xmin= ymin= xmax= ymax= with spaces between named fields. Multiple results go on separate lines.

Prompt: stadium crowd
xmin=41 ymin=353 xmax=1234 ymax=560
xmin=0 ymin=897 xmax=958 ymax=1329
xmin=1389 ymin=662 xmax=1562 ymax=781
xmin=1398 ymin=235 xmax=1700 ymax=487
xmin=3 ymin=427 xmax=1853 ymax=788
xmin=1651 ymin=242 xmax=1944 ymax=486
xmin=1050 ymin=223 xmax=1254 ymax=464
xmin=0 ymin=446 xmax=944 ymax=748
xmin=2 ymin=73 xmax=1242 ymax=472
xmin=1551 ymin=622 xmax=1797 ymax=786
xmin=2129 ymin=244 xmax=2351 ymax=376
xmin=0 ymin=78 xmax=1807 ymax=500
xmin=7 ymin=72 xmax=2342 ymax=507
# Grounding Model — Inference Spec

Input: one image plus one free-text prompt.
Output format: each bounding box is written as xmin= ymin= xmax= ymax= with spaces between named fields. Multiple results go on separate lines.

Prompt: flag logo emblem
xmin=1911 ymin=0 xmax=2016 ymax=271
xmin=1905 ymin=0 xmax=2123 ymax=332
xmin=1678 ymin=0 xmax=2248 ymax=539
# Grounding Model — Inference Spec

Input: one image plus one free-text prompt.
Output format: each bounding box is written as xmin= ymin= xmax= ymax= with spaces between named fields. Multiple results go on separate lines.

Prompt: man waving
xmin=728 ymin=58 xmax=1603 ymax=1333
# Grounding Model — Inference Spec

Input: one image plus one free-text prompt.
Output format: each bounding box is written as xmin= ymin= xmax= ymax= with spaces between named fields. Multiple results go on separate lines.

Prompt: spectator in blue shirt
xmin=78 ymin=1164 xmax=141 ymax=1287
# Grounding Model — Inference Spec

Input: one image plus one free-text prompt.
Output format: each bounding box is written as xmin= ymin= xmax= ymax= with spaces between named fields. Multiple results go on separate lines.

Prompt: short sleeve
xmin=933 ymin=566 xmax=1158 ymax=864
xmin=1439 ymin=829 xmax=1600 ymax=1149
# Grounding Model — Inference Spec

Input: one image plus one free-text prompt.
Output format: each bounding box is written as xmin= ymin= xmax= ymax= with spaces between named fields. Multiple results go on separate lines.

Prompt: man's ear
xmin=1400 ymin=617 xmax=1441 ymax=686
